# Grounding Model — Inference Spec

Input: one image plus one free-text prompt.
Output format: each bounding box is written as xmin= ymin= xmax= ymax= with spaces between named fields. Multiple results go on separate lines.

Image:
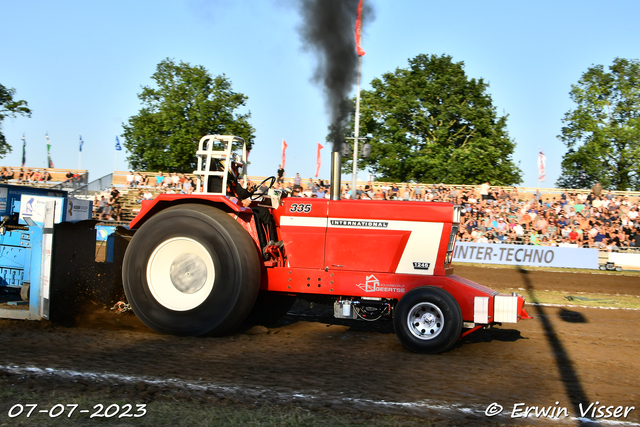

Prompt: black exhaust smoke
xmin=296 ymin=0 xmax=375 ymax=151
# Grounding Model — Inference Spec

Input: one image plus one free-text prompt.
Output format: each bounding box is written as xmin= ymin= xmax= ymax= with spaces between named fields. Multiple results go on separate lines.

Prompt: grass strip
xmin=455 ymin=262 xmax=640 ymax=276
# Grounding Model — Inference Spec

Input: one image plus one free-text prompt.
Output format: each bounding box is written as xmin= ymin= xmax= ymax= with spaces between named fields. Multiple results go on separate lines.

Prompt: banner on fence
xmin=452 ymin=242 xmax=599 ymax=269
xmin=608 ymin=252 xmax=640 ymax=270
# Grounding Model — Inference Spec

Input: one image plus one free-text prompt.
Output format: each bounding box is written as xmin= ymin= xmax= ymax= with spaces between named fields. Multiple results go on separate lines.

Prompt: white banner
xmin=608 ymin=252 xmax=640 ymax=270
xmin=19 ymin=195 xmax=64 ymax=225
xmin=453 ymin=242 xmax=599 ymax=269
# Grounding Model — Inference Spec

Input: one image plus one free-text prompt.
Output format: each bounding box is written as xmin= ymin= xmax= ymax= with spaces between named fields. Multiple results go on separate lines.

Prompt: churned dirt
xmin=0 ymin=266 xmax=639 ymax=426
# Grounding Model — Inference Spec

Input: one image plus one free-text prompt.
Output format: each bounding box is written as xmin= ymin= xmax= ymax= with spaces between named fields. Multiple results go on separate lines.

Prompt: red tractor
xmin=122 ymin=135 xmax=530 ymax=354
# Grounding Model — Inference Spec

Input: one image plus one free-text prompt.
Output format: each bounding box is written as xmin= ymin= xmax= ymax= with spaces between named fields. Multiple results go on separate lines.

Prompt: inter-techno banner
xmin=452 ymin=242 xmax=599 ymax=269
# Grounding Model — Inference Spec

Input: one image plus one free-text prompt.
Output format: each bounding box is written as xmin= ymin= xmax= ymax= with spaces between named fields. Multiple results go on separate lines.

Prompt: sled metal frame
xmin=0 ymin=201 xmax=55 ymax=320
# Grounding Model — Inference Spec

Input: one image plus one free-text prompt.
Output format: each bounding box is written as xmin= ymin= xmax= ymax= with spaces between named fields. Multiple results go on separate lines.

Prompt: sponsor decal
xmin=66 ymin=198 xmax=92 ymax=221
xmin=331 ymin=220 xmax=389 ymax=228
xmin=452 ymin=242 xmax=599 ymax=269
xmin=412 ymin=262 xmax=431 ymax=270
xmin=356 ymin=275 xmax=405 ymax=294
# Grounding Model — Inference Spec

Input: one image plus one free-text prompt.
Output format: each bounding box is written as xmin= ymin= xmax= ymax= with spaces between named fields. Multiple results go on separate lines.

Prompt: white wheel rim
xmin=146 ymin=237 xmax=215 ymax=311
xmin=407 ymin=302 xmax=444 ymax=340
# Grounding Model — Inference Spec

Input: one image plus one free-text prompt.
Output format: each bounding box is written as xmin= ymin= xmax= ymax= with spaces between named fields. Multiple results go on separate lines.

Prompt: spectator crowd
xmin=284 ymin=178 xmax=640 ymax=251
xmin=124 ymin=171 xmax=196 ymax=195
xmin=85 ymin=167 xmax=640 ymax=250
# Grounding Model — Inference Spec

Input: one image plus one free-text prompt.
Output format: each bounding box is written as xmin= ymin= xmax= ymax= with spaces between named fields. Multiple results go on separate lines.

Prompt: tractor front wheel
xmin=393 ymin=286 xmax=462 ymax=354
xmin=122 ymin=204 xmax=260 ymax=336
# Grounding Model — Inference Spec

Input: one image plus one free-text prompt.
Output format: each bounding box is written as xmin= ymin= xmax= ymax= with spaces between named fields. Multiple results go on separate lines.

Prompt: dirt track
xmin=0 ymin=266 xmax=639 ymax=425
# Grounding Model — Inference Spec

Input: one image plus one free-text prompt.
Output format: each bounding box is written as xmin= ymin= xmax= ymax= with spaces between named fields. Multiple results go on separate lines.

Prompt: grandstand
xmin=3 ymin=165 xmax=639 ymax=257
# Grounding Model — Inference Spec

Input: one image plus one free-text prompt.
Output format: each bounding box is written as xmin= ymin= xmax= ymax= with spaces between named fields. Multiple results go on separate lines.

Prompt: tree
xmin=342 ymin=54 xmax=522 ymax=185
xmin=122 ymin=58 xmax=255 ymax=172
xmin=556 ymin=58 xmax=640 ymax=191
xmin=0 ymin=84 xmax=31 ymax=159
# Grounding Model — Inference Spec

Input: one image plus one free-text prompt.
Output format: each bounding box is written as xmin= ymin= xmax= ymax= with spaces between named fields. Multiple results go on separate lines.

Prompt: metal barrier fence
xmin=60 ymin=173 xmax=113 ymax=197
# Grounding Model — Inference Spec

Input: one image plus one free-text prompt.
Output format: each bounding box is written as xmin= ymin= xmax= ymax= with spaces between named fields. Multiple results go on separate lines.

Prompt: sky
xmin=1 ymin=0 xmax=639 ymax=189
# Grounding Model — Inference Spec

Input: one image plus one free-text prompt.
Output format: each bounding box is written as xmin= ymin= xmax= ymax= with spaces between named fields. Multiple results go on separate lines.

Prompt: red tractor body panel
xmin=264 ymin=268 xmax=505 ymax=322
xmin=129 ymin=192 xmax=530 ymax=328
xmin=273 ymin=198 xmax=454 ymax=276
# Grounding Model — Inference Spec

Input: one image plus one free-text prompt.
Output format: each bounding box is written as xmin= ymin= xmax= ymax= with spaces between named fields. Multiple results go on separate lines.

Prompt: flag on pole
xmin=79 ymin=135 xmax=84 ymax=152
xmin=115 ymin=136 xmax=122 ymax=151
xmin=46 ymin=132 xmax=54 ymax=168
xmin=354 ymin=0 xmax=365 ymax=56
xmin=281 ymin=139 xmax=288 ymax=169
xmin=21 ymin=133 xmax=26 ymax=167
xmin=315 ymin=143 xmax=324 ymax=178
xmin=538 ymin=147 xmax=546 ymax=182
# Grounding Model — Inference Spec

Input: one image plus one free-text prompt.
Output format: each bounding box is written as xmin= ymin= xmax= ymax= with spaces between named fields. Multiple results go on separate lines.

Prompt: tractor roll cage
xmin=194 ymin=135 xmax=248 ymax=194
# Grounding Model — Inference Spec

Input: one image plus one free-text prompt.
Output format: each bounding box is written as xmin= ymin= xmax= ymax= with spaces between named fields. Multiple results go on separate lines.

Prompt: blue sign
xmin=96 ymin=225 xmax=116 ymax=241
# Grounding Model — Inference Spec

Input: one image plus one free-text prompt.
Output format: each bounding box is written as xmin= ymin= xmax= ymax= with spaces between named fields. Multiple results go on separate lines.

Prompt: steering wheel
xmin=250 ymin=176 xmax=276 ymax=200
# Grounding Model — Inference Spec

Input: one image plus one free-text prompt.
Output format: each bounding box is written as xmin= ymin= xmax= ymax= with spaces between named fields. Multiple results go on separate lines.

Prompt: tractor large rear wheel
xmin=123 ymin=204 xmax=260 ymax=336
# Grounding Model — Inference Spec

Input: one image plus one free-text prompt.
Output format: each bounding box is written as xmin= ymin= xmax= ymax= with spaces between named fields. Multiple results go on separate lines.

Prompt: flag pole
xmin=114 ymin=136 xmax=122 ymax=172
xmin=351 ymin=0 xmax=365 ymax=199
xmin=351 ymin=53 xmax=362 ymax=199
xmin=21 ymin=133 xmax=26 ymax=167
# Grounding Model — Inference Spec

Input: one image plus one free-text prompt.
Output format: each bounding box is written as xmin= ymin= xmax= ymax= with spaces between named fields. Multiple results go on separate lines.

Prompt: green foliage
xmin=342 ymin=54 xmax=522 ymax=185
xmin=557 ymin=58 xmax=640 ymax=191
xmin=122 ymin=58 xmax=255 ymax=172
xmin=0 ymin=84 xmax=31 ymax=158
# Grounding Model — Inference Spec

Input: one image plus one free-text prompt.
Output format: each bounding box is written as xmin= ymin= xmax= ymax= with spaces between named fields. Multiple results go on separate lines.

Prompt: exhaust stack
xmin=330 ymin=151 xmax=342 ymax=200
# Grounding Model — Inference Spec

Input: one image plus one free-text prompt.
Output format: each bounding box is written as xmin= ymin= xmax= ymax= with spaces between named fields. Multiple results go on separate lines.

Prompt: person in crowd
xmin=479 ymin=181 xmax=490 ymax=201
xmin=293 ymin=173 xmax=302 ymax=191
xmin=178 ymin=173 xmax=189 ymax=189
xmin=171 ymin=172 xmax=180 ymax=189
xmin=97 ymin=196 xmax=110 ymax=221
xmin=316 ymin=185 xmax=327 ymax=199
xmin=126 ymin=171 xmax=135 ymax=188
xmin=276 ymin=164 xmax=285 ymax=184
xmin=111 ymin=202 xmax=122 ymax=222
xmin=154 ymin=171 xmax=165 ymax=188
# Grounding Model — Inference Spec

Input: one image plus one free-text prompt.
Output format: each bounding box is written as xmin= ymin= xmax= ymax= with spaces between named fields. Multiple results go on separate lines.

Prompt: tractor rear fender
xmin=130 ymin=194 xmax=262 ymax=255
xmin=131 ymin=194 xmax=250 ymax=229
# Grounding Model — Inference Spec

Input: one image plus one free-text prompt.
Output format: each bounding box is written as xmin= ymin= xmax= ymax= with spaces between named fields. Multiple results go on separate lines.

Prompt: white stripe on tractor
xmin=391 ymin=221 xmax=443 ymax=275
xmin=280 ymin=216 xmax=328 ymax=227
